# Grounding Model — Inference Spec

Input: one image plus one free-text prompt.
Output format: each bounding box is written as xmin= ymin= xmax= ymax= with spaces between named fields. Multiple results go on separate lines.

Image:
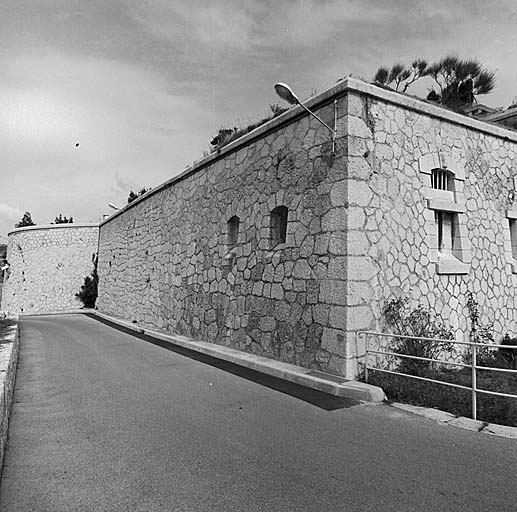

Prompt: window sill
xmin=436 ymin=256 xmax=469 ymax=275
xmin=427 ymin=199 xmax=466 ymax=213
xmin=424 ymin=188 xmax=455 ymax=202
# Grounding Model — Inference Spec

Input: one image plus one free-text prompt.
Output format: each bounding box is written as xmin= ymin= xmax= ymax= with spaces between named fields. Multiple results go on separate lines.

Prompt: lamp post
xmin=274 ymin=82 xmax=336 ymax=154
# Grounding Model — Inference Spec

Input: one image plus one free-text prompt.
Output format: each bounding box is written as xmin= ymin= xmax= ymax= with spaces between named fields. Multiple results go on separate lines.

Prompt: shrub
xmin=76 ymin=254 xmax=98 ymax=308
xmin=382 ymin=297 xmax=454 ymax=374
xmin=499 ymin=335 xmax=517 ymax=370
xmin=369 ymin=294 xmax=517 ymax=426
xmin=463 ymin=291 xmax=497 ymax=366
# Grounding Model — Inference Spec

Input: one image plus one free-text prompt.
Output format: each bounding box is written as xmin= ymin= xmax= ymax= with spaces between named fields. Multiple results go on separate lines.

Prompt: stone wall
xmin=98 ymin=92 xmax=350 ymax=375
xmin=1 ymin=224 xmax=99 ymax=314
xmin=0 ymin=318 xmax=19 ymax=474
xmin=97 ymin=78 xmax=517 ymax=378
xmin=341 ymin=81 xmax=517 ymax=372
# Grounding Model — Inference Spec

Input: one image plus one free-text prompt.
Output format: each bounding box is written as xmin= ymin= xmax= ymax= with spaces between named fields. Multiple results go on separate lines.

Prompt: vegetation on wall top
xmin=53 ymin=214 xmax=74 ymax=224
xmin=128 ymin=187 xmax=151 ymax=204
xmin=209 ymin=103 xmax=288 ymax=152
xmin=14 ymin=211 xmax=36 ymax=228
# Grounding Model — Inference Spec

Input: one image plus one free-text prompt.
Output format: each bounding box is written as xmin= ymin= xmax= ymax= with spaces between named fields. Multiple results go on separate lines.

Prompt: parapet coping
xmin=100 ymin=77 xmax=517 ymax=227
xmin=8 ymin=223 xmax=99 ymax=236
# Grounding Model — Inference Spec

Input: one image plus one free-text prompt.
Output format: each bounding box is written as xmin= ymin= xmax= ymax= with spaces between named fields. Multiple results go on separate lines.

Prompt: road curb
xmin=0 ymin=315 xmax=20 ymax=476
xmin=390 ymin=402 xmax=517 ymax=439
xmin=88 ymin=311 xmax=386 ymax=403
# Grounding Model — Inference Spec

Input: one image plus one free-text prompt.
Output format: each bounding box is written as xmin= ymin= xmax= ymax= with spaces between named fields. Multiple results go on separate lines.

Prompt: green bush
xmin=367 ymin=295 xmax=517 ymax=427
xmin=499 ymin=335 xmax=517 ymax=370
xmin=76 ymin=254 xmax=98 ymax=308
xmin=382 ymin=297 xmax=454 ymax=375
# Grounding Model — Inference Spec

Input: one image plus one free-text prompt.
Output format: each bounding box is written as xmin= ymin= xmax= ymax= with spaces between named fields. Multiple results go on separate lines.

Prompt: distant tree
xmin=127 ymin=187 xmax=150 ymax=204
xmin=54 ymin=214 xmax=74 ymax=224
xmin=15 ymin=211 xmax=36 ymax=228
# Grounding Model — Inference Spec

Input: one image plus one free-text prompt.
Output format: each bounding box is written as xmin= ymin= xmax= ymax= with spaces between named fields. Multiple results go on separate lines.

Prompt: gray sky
xmin=2 ymin=0 xmax=517 ymax=239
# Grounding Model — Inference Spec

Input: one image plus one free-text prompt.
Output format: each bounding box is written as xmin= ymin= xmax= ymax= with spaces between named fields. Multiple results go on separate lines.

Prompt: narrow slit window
xmin=436 ymin=210 xmax=455 ymax=254
xmin=270 ymin=206 xmax=288 ymax=247
xmin=510 ymin=219 xmax=517 ymax=260
xmin=227 ymin=216 xmax=240 ymax=247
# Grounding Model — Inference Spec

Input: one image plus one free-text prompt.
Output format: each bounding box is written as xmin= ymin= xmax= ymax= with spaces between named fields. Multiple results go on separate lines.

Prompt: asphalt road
xmin=0 ymin=314 xmax=516 ymax=512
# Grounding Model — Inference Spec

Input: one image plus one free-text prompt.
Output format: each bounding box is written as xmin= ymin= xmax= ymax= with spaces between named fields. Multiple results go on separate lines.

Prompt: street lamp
xmin=274 ymin=82 xmax=336 ymax=154
xmin=108 ymin=203 xmax=120 ymax=211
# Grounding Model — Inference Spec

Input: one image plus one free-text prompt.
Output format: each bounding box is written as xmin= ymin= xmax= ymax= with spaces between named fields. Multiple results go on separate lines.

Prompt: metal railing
xmin=358 ymin=331 xmax=517 ymax=420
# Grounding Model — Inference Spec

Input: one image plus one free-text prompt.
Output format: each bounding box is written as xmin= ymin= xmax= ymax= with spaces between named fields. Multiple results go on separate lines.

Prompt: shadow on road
xmin=87 ymin=314 xmax=359 ymax=411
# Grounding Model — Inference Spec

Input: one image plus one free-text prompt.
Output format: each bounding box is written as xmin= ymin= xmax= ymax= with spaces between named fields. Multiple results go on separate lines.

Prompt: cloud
xmin=0 ymin=48 xmax=215 ymax=234
xmin=1 ymin=0 xmax=517 ymax=239
xmin=113 ymin=171 xmax=136 ymax=194
xmin=0 ymin=49 xmax=211 ymax=167
xmin=0 ymin=203 xmax=22 ymax=221
xmin=127 ymin=0 xmax=348 ymax=51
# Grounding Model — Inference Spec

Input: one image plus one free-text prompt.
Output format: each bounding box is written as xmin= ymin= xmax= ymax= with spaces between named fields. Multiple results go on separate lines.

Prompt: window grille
xmin=431 ymin=168 xmax=450 ymax=191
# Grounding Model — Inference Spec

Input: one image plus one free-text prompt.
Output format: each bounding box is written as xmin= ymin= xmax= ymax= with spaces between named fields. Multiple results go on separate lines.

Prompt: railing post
xmin=364 ymin=333 xmax=369 ymax=383
xmin=471 ymin=343 xmax=477 ymax=420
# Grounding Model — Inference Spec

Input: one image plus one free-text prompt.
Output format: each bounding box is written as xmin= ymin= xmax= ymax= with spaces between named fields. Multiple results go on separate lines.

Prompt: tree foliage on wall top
xmin=14 ymin=211 xmax=36 ymax=228
xmin=53 ymin=214 xmax=74 ymax=224
xmin=373 ymin=54 xmax=496 ymax=112
xmin=128 ymin=187 xmax=151 ymax=204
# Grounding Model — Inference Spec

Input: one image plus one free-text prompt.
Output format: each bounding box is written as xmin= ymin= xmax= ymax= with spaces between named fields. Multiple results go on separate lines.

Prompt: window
xmin=431 ymin=168 xmax=453 ymax=191
xmin=419 ymin=153 xmax=471 ymax=275
xmin=270 ymin=206 xmax=288 ymax=247
xmin=227 ymin=216 xmax=240 ymax=248
xmin=436 ymin=211 xmax=454 ymax=254
xmin=507 ymin=212 xmax=517 ymax=273
xmin=510 ymin=219 xmax=517 ymax=260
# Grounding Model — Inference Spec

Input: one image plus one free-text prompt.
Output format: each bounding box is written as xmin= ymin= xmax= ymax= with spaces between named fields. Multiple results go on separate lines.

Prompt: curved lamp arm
xmin=274 ymin=82 xmax=336 ymax=153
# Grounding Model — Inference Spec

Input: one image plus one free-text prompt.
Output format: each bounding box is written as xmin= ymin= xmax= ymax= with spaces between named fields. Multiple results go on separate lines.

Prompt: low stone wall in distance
xmin=0 ymin=317 xmax=19 ymax=475
xmin=1 ymin=224 xmax=99 ymax=314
